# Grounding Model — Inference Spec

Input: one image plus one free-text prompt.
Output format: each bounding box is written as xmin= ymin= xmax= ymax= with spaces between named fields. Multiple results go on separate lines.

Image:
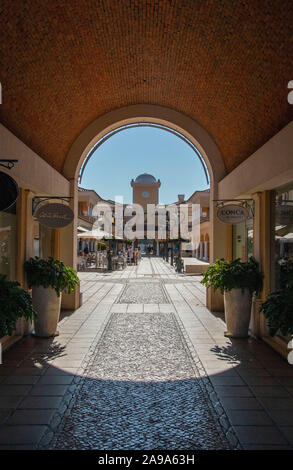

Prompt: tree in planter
xmin=24 ymin=257 xmax=79 ymax=337
xmin=24 ymin=257 xmax=79 ymax=296
xmin=260 ymin=259 xmax=293 ymax=337
xmin=201 ymin=258 xmax=263 ymax=338
xmin=201 ymin=257 xmax=263 ymax=295
xmin=0 ymin=274 xmax=35 ymax=338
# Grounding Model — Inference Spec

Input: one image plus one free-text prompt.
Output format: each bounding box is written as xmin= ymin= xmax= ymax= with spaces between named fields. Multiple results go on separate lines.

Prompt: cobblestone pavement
xmin=50 ymin=310 xmax=230 ymax=449
xmin=118 ymin=282 xmax=168 ymax=304
xmin=1 ymin=258 xmax=293 ymax=450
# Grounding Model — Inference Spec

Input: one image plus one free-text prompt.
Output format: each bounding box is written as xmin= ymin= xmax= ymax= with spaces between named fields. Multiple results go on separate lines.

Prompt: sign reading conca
xmin=34 ymin=203 xmax=74 ymax=228
xmin=217 ymin=204 xmax=249 ymax=224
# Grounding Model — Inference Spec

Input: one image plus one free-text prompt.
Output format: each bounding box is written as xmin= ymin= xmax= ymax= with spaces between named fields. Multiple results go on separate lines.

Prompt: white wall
xmin=218 ymin=121 xmax=293 ymax=199
xmin=0 ymin=124 xmax=69 ymax=196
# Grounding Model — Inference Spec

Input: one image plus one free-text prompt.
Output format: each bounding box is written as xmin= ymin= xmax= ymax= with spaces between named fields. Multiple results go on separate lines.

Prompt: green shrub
xmin=261 ymin=259 xmax=293 ymax=337
xmin=0 ymin=275 xmax=35 ymax=337
xmin=24 ymin=257 xmax=79 ymax=296
xmin=201 ymin=257 xmax=263 ymax=295
xmin=260 ymin=290 xmax=293 ymax=337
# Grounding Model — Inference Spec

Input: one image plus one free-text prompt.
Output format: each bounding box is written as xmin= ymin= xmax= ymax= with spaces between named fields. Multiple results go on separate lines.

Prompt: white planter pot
xmin=224 ymin=288 xmax=252 ymax=338
xmin=32 ymin=286 xmax=61 ymax=338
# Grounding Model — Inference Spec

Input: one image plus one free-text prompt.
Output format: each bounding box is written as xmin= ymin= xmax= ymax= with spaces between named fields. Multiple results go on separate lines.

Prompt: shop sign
xmin=0 ymin=171 xmax=19 ymax=211
xmin=217 ymin=204 xmax=249 ymax=225
xmin=276 ymin=204 xmax=293 ymax=226
xmin=34 ymin=203 xmax=74 ymax=228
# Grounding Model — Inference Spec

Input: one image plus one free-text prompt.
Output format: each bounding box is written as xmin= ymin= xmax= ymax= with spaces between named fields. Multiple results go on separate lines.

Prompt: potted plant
xmin=260 ymin=259 xmax=293 ymax=337
xmin=0 ymin=274 xmax=35 ymax=338
xmin=24 ymin=257 xmax=79 ymax=338
xmin=201 ymin=258 xmax=263 ymax=338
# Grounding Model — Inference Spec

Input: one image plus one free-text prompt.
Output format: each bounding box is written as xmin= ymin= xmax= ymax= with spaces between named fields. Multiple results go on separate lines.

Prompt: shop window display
xmin=0 ymin=203 xmax=17 ymax=280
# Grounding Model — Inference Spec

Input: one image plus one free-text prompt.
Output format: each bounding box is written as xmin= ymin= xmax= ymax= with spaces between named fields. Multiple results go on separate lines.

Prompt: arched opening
xmin=60 ymin=105 xmax=227 ymax=311
xmin=78 ymin=122 xmax=210 ymax=187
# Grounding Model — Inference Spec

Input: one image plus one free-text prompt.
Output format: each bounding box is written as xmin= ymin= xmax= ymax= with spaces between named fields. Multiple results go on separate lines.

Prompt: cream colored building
xmin=0 ymin=114 xmax=292 ymax=360
xmin=176 ymin=189 xmax=210 ymax=261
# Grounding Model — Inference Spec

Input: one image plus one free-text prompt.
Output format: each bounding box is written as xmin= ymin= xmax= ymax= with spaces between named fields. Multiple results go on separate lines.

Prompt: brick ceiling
xmin=0 ymin=0 xmax=292 ymax=175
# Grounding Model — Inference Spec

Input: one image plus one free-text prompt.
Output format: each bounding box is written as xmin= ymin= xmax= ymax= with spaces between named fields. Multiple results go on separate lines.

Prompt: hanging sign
xmin=217 ymin=204 xmax=249 ymax=225
xmin=34 ymin=203 xmax=74 ymax=228
xmin=0 ymin=171 xmax=19 ymax=211
xmin=276 ymin=204 xmax=293 ymax=226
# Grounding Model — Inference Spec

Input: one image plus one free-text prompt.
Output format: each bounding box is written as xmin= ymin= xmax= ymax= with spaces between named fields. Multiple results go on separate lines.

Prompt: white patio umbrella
xmin=77 ymin=229 xmax=112 ymax=240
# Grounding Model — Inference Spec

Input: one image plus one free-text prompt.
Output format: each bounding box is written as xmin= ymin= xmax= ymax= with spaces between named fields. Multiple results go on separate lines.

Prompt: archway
xmin=60 ymin=104 xmax=227 ymax=311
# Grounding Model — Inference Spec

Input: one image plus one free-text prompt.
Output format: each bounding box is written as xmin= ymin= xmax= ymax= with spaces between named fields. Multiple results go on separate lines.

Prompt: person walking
xmin=134 ymin=247 xmax=138 ymax=265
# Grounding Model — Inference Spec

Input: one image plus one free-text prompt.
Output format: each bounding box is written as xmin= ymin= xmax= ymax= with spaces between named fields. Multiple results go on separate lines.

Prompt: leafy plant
xmin=24 ymin=257 xmax=79 ymax=296
xmin=201 ymin=257 xmax=263 ymax=295
xmin=260 ymin=259 xmax=293 ymax=337
xmin=0 ymin=274 xmax=35 ymax=337
xmin=260 ymin=290 xmax=293 ymax=337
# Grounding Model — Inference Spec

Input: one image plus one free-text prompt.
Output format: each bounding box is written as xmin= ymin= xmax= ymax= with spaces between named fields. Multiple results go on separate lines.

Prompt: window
xmin=0 ymin=203 xmax=17 ymax=279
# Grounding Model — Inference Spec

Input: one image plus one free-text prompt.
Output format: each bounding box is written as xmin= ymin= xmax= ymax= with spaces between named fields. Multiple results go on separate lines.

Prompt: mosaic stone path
xmin=2 ymin=258 xmax=292 ymax=450
xmin=50 ymin=308 xmax=231 ymax=450
xmin=118 ymin=282 xmax=168 ymax=304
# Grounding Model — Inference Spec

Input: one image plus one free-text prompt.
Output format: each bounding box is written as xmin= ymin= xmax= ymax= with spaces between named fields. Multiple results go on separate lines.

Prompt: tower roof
xmin=134 ymin=173 xmax=157 ymax=183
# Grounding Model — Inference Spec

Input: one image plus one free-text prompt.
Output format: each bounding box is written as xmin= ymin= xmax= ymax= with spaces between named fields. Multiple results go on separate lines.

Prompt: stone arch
xmin=60 ymin=104 xmax=227 ymax=311
xmin=63 ymin=104 xmax=226 ymax=183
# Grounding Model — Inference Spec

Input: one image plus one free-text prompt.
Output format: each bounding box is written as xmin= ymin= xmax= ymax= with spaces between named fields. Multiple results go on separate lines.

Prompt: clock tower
xmin=131 ymin=173 xmax=161 ymax=210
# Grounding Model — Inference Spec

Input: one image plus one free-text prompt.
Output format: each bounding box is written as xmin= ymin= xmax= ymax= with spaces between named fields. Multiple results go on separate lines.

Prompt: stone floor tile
xmin=0 ymin=396 xmax=23 ymax=409
xmin=279 ymin=427 xmax=293 ymax=444
xmin=214 ymin=386 xmax=253 ymax=397
xmin=7 ymin=409 xmax=56 ymax=425
xmin=127 ymin=303 xmax=143 ymax=313
xmin=219 ymin=397 xmax=263 ymax=410
xmin=250 ymin=386 xmax=291 ymax=397
xmin=258 ymin=397 xmax=293 ymax=410
xmin=45 ymin=366 xmax=78 ymax=376
xmin=37 ymin=375 xmax=75 ymax=385
xmin=246 ymin=444 xmax=293 ymax=450
xmin=241 ymin=376 xmax=280 ymax=386
xmin=233 ymin=426 xmax=288 ymax=445
xmin=18 ymin=396 xmax=63 ymax=409
xmin=209 ymin=376 xmax=245 ymax=386
xmin=267 ymin=409 xmax=293 ymax=426
xmin=13 ymin=367 xmax=46 ymax=376
xmin=30 ymin=384 xmax=69 ymax=396
xmin=236 ymin=367 xmax=271 ymax=377
xmin=0 ymin=385 xmax=31 ymax=396
xmin=0 ymin=425 xmax=47 ymax=445
xmin=0 ymin=409 xmax=12 ymax=424
xmin=226 ymin=410 xmax=274 ymax=426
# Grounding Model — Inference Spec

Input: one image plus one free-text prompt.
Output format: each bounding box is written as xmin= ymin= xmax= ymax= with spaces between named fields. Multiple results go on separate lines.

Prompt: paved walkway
xmin=0 ymin=258 xmax=293 ymax=449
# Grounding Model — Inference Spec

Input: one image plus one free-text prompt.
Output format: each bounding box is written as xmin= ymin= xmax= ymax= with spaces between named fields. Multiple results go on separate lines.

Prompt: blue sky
xmin=80 ymin=127 xmax=209 ymax=204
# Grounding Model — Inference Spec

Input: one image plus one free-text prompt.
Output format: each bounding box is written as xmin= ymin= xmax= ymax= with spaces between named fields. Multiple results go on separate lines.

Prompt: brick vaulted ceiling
xmin=0 ymin=1 xmax=292 ymax=175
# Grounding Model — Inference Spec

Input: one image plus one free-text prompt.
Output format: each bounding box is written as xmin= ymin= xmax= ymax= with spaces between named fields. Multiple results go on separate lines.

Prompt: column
xmin=199 ymin=242 xmax=204 ymax=259
xmin=59 ymin=178 xmax=80 ymax=310
xmin=206 ymin=185 xmax=227 ymax=312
